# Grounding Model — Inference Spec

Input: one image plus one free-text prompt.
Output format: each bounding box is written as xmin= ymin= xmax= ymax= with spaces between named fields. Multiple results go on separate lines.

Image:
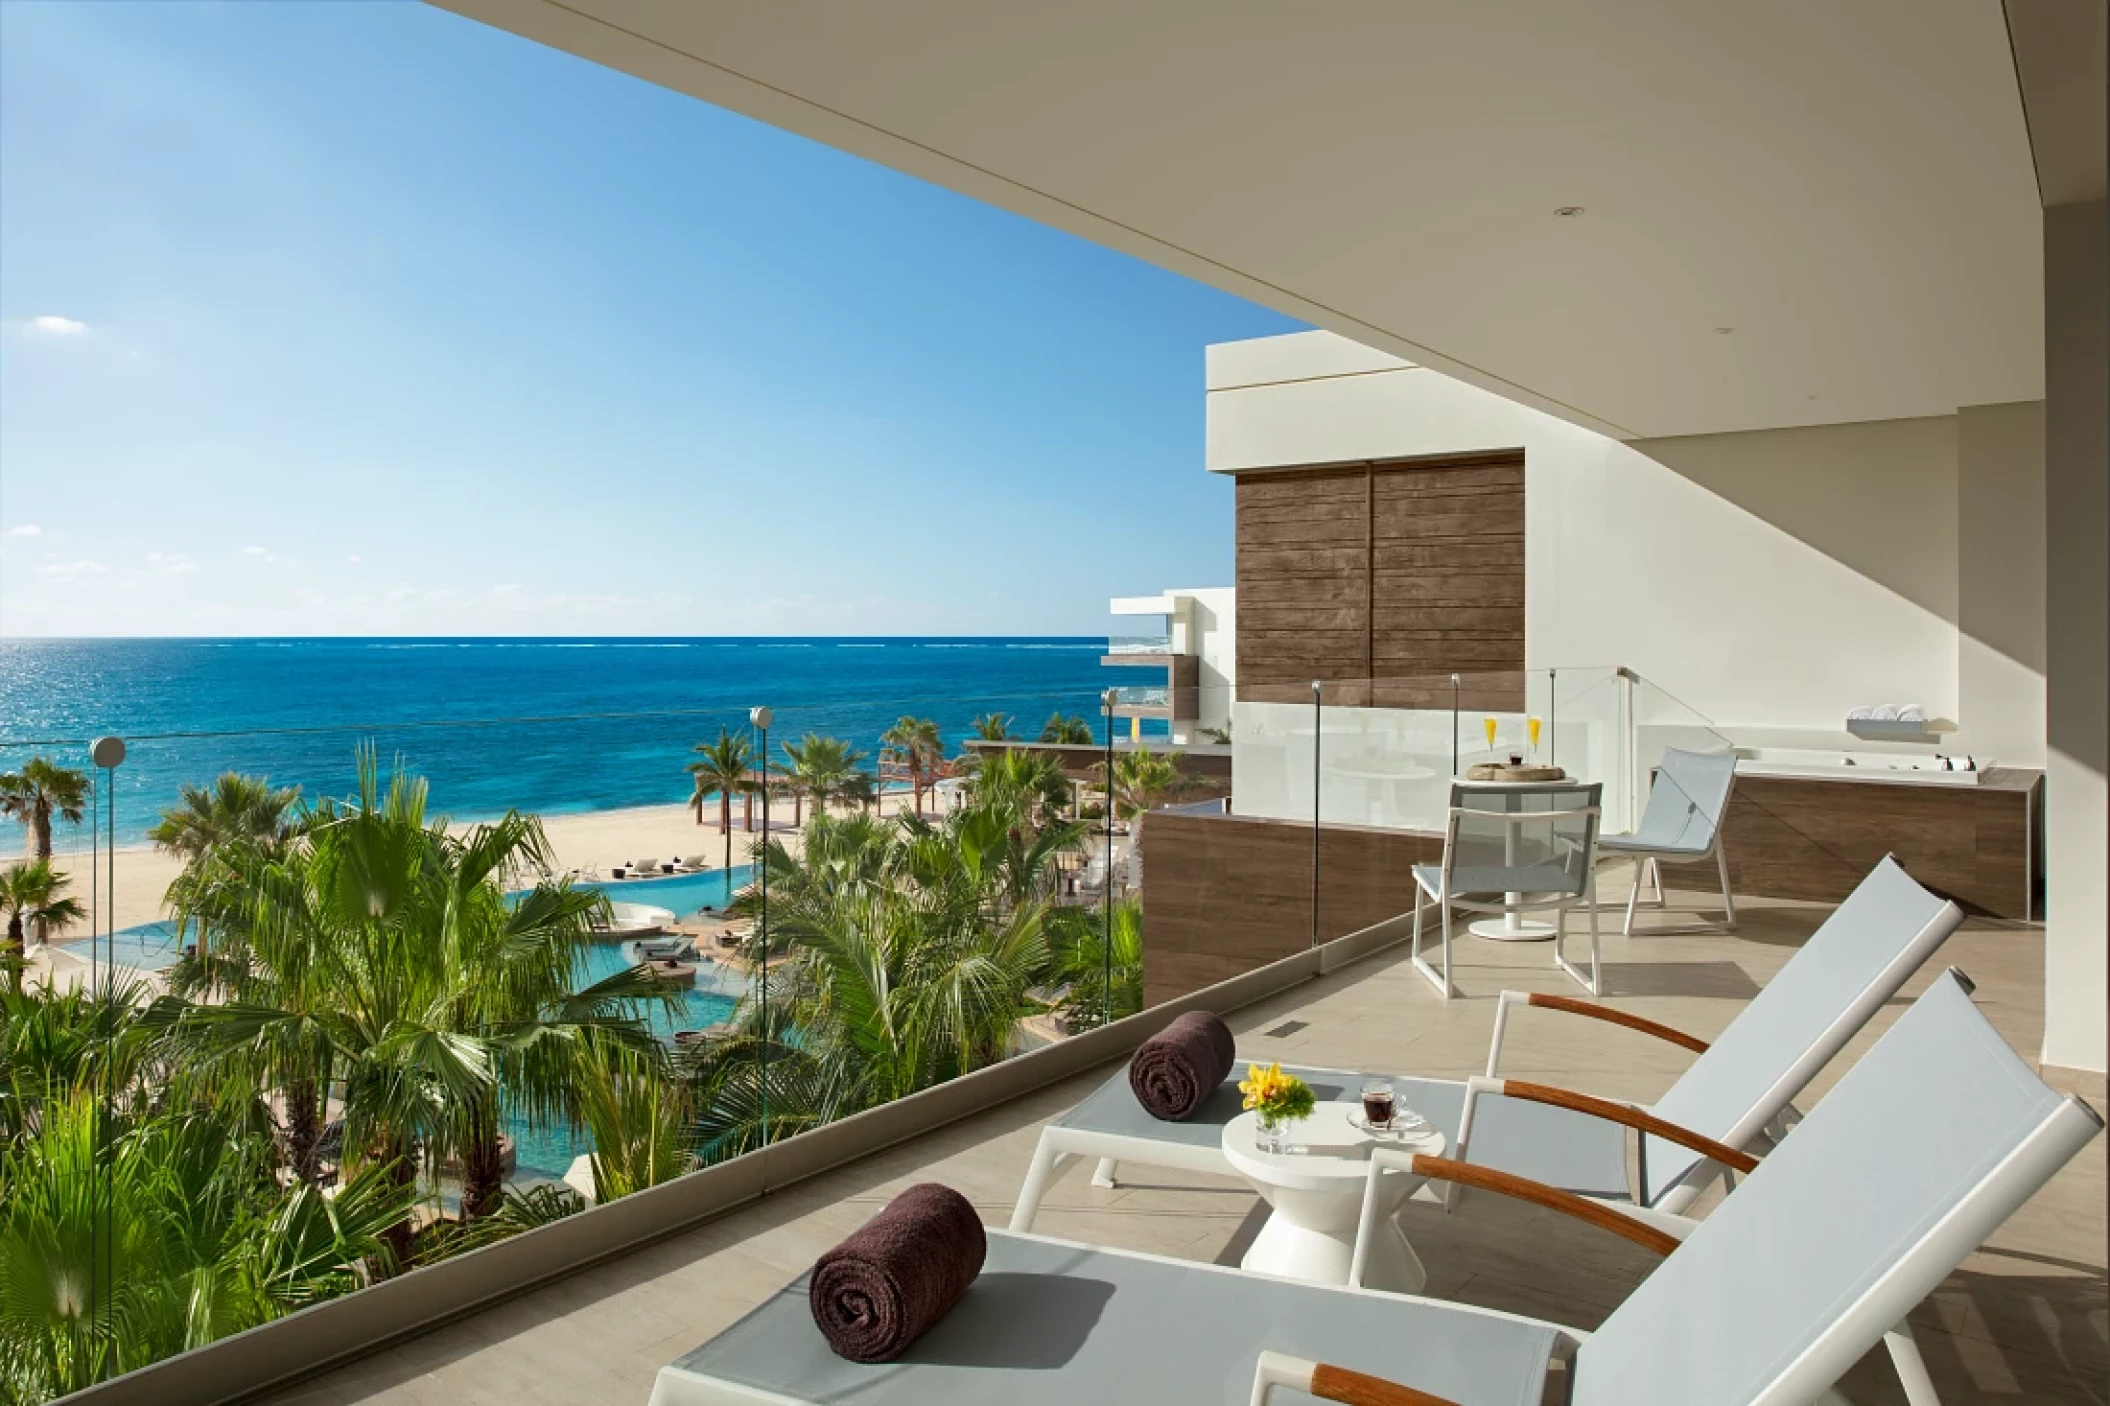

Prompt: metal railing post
xmin=1311 ymin=680 xmax=1322 ymax=948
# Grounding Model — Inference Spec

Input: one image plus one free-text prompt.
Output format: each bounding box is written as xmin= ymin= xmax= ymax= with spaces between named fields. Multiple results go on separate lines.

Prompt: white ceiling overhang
xmin=434 ymin=0 xmax=2045 ymax=440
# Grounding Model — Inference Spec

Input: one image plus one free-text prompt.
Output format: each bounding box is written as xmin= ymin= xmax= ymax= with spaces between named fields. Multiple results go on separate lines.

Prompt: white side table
xmin=1220 ymin=1102 xmax=1445 ymax=1292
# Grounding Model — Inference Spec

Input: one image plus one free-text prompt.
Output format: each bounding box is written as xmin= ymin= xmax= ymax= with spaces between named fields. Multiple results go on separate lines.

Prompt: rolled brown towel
xmin=1128 ymin=1009 xmax=1236 ymax=1120
xmin=809 ymin=1182 xmax=986 ymax=1362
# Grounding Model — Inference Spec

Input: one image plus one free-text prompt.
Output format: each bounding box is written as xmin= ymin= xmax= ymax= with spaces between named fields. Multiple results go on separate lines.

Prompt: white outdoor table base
xmin=1242 ymin=1179 xmax=1428 ymax=1292
xmin=1222 ymin=1104 xmax=1444 ymax=1294
xmin=1468 ymin=912 xmax=1558 ymax=942
xmin=1456 ymin=773 xmax=1563 ymax=942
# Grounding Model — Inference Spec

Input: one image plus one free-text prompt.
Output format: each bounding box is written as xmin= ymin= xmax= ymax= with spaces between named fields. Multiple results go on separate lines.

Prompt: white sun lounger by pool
xmin=1012 ymin=855 xmax=1962 ymax=1230
xmin=651 ymin=971 xmax=2098 ymax=1406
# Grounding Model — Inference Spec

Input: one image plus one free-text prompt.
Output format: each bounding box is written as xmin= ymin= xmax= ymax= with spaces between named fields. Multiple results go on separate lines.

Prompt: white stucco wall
xmin=1181 ymin=586 xmax=1236 ymax=742
xmin=1207 ymin=330 xmax=2045 ymax=764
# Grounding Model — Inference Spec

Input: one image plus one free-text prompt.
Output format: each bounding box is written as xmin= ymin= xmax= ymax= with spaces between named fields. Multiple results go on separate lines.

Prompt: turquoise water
xmin=1 ymin=636 xmax=1151 ymax=843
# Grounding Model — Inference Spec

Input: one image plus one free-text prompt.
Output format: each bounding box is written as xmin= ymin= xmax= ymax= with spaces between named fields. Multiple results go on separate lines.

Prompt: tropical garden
xmin=0 ymin=718 xmax=1165 ymax=1400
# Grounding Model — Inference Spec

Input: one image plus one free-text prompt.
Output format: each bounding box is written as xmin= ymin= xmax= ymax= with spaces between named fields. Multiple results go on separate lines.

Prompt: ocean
xmin=0 ymin=637 xmax=1147 ymax=843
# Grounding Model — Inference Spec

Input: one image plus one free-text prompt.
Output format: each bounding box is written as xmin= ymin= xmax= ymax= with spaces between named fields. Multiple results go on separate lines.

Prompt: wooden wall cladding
xmin=1235 ymin=455 xmax=1525 ymax=711
xmin=1235 ymin=467 xmax=1371 ymax=702
xmin=1141 ymin=808 xmax=1442 ymax=1006
xmin=1713 ymin=768 xmax=2041 ymax=920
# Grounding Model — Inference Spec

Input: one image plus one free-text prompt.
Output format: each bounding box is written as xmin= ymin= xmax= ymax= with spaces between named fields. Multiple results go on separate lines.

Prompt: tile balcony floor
xmin=266 ymin=884 xmax=2106 ymax=1406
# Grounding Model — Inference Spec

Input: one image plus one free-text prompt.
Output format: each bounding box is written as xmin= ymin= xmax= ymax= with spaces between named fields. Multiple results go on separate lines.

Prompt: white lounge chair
xmin=1012 ymin=855 xmax=1962 ymax=1231
xmin=630 ymin=858 xmax=662 ymax=878
xmin=1597 ymin=747 xmax=1739 ymax=935
xmin=1410 ymin=779 xmax=1604 ymax=998
xmin=652 ymin=971 xmax=2099 ymax=1406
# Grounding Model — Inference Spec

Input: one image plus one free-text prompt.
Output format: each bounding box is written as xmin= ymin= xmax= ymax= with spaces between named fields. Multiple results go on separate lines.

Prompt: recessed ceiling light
xmin=1554 ymin=206 xmax=1585 ymax=217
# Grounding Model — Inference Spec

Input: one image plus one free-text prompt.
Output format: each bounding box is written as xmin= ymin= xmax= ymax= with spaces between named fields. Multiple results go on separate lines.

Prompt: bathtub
xmin=1732 ymin=748 xmax=1994 ymax=786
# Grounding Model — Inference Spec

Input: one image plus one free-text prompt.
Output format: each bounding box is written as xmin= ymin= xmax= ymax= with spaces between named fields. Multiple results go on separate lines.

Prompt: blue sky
xmin=0 ymin=2 xmax=1298 ymax=638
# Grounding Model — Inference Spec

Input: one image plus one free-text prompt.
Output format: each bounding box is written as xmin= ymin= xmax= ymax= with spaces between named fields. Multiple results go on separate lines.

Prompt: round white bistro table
xmin=1453 ymin=770 xmax=1569 ymax=941
xmin=1220 ymin=1102 xmax=1445 ymax=1292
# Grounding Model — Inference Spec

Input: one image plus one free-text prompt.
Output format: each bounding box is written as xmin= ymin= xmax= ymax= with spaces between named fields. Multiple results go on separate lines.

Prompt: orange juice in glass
xmin=1482 ymin=717 xmax=1498 ymax=756
xmin=1527 ymin=716 xmax=1543 ymax=756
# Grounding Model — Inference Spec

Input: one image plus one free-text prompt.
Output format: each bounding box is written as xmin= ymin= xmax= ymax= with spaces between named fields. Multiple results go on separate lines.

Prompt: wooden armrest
xmin=1407 ymin=1154 xmax=1681 ymax=1256
xmin=1523 ymin=992 xmax=1709 ymax=1053
xmin=1491 ymin=1078 xmax=1760 ymax=1174
xmin=1312 ymin=1364 xmax=1463 ymax=1406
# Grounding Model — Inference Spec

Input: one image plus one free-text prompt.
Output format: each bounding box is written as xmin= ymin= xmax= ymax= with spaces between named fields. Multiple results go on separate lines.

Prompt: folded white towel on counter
xmin=1847 ymin=706 xmax=1877 ymax=721
xmin=1895 ymin=704 xmax=1925 ymax=722
xmin=1868 ymin=704 xmax=1900 ymax=721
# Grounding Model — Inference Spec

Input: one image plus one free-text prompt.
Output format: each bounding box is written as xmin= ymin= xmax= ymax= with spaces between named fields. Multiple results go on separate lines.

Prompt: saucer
xmin=1347 ymin=1107 xmax=1431 ymax=1137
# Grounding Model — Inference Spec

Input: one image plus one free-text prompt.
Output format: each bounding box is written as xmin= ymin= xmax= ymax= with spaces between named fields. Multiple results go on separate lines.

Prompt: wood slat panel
xmin=1238 ymin=469 xmax=1370 ymax=690
xmin=1237 ymin=604 xmax=1372 ymax=632
xmin=1373 ymin=577 xmax=1526 ymax=607
xmin=1142 ymin=810 xmax=1443 ymax=1006
xmin=1373 ymin=543 xmax=1525 ymax=571
xmin=1233 ymin=456 xmax=1521 ymax=707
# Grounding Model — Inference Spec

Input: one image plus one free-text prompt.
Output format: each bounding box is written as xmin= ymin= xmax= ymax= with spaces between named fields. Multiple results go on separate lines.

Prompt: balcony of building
xmin=95 ymin=867 xmax=2103 ymax=1406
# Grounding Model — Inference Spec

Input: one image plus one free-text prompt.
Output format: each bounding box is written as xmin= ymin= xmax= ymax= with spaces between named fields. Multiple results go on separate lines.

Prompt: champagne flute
xmin=1483 ymin=716 xmax=1498 ymax=757
xmin=1528 ymin=715 xmax=1542 ymax=757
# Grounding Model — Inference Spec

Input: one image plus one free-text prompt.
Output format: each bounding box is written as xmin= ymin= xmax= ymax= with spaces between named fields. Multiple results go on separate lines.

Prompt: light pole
xmin=88 ymin=735 xmax=123 ymax=1384
xmin=1101 ymin=689 xmax=1116 ymax=1028
xmin=749 ymin=706 xmax=771 ymax=1147
xmin=1311 ymin=681 xmax=1321 ymax=949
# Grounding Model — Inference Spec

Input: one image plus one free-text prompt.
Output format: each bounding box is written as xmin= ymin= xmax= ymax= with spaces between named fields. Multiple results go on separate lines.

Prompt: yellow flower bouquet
xmin=1238 ymin=1062 xmax=1315 ymax=1152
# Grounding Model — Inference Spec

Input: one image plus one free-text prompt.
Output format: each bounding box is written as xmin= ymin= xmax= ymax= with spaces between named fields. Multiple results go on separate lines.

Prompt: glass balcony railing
xmin=0 ymin=653 xmax=1256 ymax=1398
xmin=1105 ymin=634 xmax=1173 ymax=655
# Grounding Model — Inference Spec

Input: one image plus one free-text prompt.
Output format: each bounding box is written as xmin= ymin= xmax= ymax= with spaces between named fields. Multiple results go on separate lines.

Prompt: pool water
xmin=61 ymin=865 xmax=762 ymax=1183
xmin=55 ymin=923 xmax=189 ymax=972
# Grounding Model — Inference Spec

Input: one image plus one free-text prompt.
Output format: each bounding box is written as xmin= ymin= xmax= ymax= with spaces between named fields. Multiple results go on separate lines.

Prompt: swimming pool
xmin=581 ymin=865 xmax=756 ymax=921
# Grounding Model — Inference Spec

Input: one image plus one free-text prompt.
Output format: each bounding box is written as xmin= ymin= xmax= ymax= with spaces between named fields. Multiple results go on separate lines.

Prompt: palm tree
xmin=970 ymin=749 xmax=1073 ymax=829
xmin=0 ymin=860 xmax=84 ymax=991
xmin=150 ymin=751 xmax=670 ymax=1233
xmin=1094 ymin=747 xmax=1198 ymax=891
xmin=1038 ymin=713 xmax=1097 ymax=745
xmin=0 ymin=756 xmax=90 ymax=862
xmin=693 ymin=794 xmax=1072 ymax=1156
xmin=686 ymin=728 xmax=757 ymax=869
xmin=879 ymin=716 xmax=944 ymax=817
xmin=0 ymin=1084 xmax=413 ymax=1399
xmin=781 ymin=735 xmax=864 ymax=827
xmin=1053 ymin=897 xmax=1143 ymax=1031
xmin=572 ymin=1043 xmax=691 ymax=1201
xmin=148 ymin=773 xmax=301 ymax=867
xmin=969 ymin=712 xmax=1015 ymax=741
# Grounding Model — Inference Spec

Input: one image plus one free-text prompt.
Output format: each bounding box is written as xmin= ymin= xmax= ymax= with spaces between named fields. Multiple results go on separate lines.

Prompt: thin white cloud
xmin=240 ymin=545 xmax=269 ymax=556
xmin=26 ymin=315 xmax=88 ymax=336
xmin=346 ymin=554 xmax=363 ymax=565
xmin=34 ymin=560 xmax=107 ymax=577
xmin=3 ymin=524 xmax=40 ymax=538
xmin=147 ymin=552 xmax=199 ymax=575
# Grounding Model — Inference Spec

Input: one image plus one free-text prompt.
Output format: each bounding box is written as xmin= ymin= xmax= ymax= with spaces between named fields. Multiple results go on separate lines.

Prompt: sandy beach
xmin=38 ymin=790 xmax=939 ymax=946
